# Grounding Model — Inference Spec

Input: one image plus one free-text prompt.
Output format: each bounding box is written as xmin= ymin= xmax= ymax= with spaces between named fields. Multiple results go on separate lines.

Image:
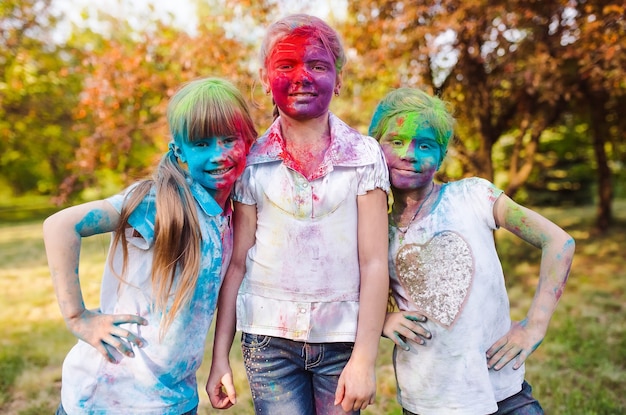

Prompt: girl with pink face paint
xmin=44 ymin=78 xmax=256 ymax=415
xmin=206 ymin=14 xmax=390 ymax=415
xmin=369 ymin=88 xmax=575 ymax=415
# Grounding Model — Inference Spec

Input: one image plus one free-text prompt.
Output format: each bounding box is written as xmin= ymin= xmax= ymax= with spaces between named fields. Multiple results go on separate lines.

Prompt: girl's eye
xmin=223 ymin=136 xmax=238 ymax=144
xmin=392 ymin=140 xmax=404 ymax=147
xmin=276 ymin=62 xmax=294 ymax=71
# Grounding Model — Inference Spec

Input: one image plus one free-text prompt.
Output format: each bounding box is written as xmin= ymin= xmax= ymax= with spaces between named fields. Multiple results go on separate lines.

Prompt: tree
xmin=0 ymin=0 xmax=84 ymax=195
xmin=563 ymin=1 xmax=625 ymax=230
xmin=343 ymin=0 xmax=625 ymax=231
xmin=55 ymin=5 xmax=257 ymax=202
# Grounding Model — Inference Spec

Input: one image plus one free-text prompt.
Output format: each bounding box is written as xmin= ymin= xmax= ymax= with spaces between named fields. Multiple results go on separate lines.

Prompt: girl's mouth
xmin=208 ymin=167 xmax=232 ymax=175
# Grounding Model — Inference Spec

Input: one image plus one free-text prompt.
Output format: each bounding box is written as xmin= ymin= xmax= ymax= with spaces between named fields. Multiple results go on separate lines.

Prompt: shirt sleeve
xmin=465 ymin=177 xmax=504 ymax=231
xmin=105 ymin=184 xmax=154 ymax=248
xmin=356 ymin=136 xmax=391 ymax=196
xmin=232 ymin=166 xmax=257 ymax=205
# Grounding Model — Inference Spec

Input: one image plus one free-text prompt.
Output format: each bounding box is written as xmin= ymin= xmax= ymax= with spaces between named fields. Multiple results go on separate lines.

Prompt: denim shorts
xmin=241 ymin=332 xmax=359 ymax=414
xmin=55 ymin=402 xmax=198 ymax=415
xmin=401 ymin=380 xmax=543 ymax=415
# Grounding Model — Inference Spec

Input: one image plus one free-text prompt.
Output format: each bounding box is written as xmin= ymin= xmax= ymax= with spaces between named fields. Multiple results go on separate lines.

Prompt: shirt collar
xmin=246 ymin=113 xmax=372 ymax=167
xmin=188 ymin=178 xmax=223 ymax=217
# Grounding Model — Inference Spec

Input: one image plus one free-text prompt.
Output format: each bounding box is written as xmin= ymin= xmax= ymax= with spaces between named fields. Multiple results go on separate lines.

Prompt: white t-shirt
xmin=389 ymin=177 xmax=524 ymax=415
xmin=234 ymin=113 xmax=390 ymax=342
xmin=60 ymin=180 xmax=232 ymax=415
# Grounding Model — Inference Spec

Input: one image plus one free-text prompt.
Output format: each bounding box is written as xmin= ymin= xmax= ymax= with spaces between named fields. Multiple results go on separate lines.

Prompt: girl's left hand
xmin=486 ymin=319 xmax=546 ymax=370
xmin=382 ymin=311 xmax=431 ymax=350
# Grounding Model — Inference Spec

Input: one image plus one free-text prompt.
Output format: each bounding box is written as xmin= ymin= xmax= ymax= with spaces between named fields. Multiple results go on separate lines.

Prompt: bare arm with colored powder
xmin=206 ymin=202 xmax=257 ymax=409
xmin=43 ymin=200 xmax=147 ymax=363
xmin=487 ymin=193 xmax=575 ymax=370
xmin=335 ymin=187 xmax=390 ymax=412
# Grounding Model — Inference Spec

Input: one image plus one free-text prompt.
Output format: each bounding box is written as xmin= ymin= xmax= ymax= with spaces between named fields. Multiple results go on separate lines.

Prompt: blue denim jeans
xmin=55 ymin=403 xmax=197 ymax=415
xmin=241 ymin=333 xmax=359 ymax=415
xmin=401 ymin=381 xmax=543 ymax=415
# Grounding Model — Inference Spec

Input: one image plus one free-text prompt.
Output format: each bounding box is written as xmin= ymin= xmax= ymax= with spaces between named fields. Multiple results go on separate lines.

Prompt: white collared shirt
xmin=234 ymin=113 xmax=389 ymax=342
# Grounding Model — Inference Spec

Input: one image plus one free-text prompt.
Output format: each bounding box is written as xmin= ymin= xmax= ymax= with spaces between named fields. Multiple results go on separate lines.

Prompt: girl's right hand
xmin=66 ymin=309 xmax=147 ymax=363
xmin=206 ymin=360 xmax=237 ymax=409
xmin=382 ymin=311 xmax=431 ymax=350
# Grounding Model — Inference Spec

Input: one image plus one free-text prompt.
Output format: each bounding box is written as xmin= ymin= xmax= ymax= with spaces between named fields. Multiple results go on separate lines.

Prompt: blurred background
xmin=1 ymin=1 xmax=624 ymax=414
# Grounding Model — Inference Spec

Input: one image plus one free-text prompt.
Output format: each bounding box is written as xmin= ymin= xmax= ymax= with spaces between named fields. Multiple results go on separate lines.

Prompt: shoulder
xmin=328 ymin=114 xmax=384 ymax=166
xmin=246 ymin=119 xmax=282 ymax=165
xmin=443 ymin=178 xmax=503 ymax=219
xmin=447 ymin=177 xmax=501 ymax=195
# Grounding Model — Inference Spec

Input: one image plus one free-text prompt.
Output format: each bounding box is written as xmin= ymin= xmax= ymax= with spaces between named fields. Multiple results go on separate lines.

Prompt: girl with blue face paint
xmin=43 ymin=77 xmax=256 ymax=415
xmin=369 ymin=88 xmax=575 ymax=415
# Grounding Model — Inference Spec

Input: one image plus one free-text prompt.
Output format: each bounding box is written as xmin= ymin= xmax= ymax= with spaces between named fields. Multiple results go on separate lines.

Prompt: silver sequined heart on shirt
xmin=395 ymin=231 xmax=474 ymax=328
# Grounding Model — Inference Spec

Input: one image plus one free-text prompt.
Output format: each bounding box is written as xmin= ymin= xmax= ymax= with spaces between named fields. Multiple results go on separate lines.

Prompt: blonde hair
xmin=369 ymin=88 xmax=456 ymax=165
xmin=111 ymin=77 xmax=256 ymax=337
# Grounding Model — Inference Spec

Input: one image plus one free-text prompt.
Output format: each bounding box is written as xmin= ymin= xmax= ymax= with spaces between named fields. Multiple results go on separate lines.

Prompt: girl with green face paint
xmin=44 ymin=77 xmax=256 ymax=415
xmin=369 ymin=88 xmax=575 ymax=415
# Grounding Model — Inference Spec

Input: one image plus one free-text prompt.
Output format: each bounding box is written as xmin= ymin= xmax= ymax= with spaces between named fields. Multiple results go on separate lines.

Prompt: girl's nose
xmin=295 ymin=67 xmax=313 ymax=84
xmin=400 ymin=141 xmax=417 ymax=161
xmin=207 ymin=140 xmax=226 ymax=160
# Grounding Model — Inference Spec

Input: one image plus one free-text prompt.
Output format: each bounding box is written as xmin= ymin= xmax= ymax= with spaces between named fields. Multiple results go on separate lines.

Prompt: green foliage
xmin=0 ymin=349 xmax=24 ymax=404
xmin=495 ymin=119 xmax=597 ymax=206
xmin=0 ymin=0 xmax=85 ymax=197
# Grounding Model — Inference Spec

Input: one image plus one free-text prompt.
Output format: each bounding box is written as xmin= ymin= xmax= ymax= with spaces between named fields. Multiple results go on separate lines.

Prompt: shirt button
xmin=300 ymin=308 xmax=306 ymax=314
xmin=302 ymin=182 xmax=309 ymax=188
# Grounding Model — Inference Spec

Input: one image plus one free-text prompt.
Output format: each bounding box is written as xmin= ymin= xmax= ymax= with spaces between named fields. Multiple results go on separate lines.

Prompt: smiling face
xmin=379 ymin=113 xmax=442 ymax=191
xmin=175 ymin=135 xmax=248 ymax=195
xmin=262 ymin=33 xmax=338 ymax=121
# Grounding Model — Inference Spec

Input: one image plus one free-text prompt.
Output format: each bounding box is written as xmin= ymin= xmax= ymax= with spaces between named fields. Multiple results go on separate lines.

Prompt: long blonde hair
xmin=111 ymin=78 xmax=256 ymax=336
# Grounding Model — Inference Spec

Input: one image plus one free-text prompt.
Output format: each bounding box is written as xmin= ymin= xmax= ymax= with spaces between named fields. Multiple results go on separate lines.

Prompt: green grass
xmin=1 ymin=201 xmax=625 ymax=414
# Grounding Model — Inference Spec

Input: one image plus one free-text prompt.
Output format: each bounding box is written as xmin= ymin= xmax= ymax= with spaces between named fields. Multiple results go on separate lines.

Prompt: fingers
xmin=391 ymin=331 xmax=411 ymax=350
xmin=513 ymin=349 xmax=531 ymax=370
xmin=384 ymin=312 xmax=431 ymax=350
xmin=335 ymin=371 xmax=375 ymax=411
xmin=73 ymin=311 xmax=148 ymax=361
xmin=209 ymin=391 xmax=235 ymax=410
xmin=223 ymin=374 xmax=237 ymax=405
xmin=112 ymin=313 xmax=148 ymax=327
xmin=93 ymin=341 xmax=118 ymax=363
xmin=333 ymin=378 xmax=345 ymax=406
xmin=207 ymin=371 xmax=237 ymax=409
xmin=339 ymin=392 xmax=375 ymax=412
xmin=487 ymin=341 xmax=524 ymax=370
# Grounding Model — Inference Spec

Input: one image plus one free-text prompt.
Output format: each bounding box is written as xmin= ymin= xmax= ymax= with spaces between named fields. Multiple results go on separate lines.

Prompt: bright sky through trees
xmin=50 ymin=0 xmax=347 ymax=43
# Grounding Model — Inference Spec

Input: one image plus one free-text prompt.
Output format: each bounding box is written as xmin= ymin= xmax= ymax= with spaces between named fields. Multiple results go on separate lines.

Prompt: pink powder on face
xmin=266 ymin=33 xmax=337 ymax=121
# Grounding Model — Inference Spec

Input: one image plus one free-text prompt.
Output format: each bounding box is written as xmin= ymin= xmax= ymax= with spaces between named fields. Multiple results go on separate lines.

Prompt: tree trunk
xmin=589 ymin=100 xmax=613 ymax=232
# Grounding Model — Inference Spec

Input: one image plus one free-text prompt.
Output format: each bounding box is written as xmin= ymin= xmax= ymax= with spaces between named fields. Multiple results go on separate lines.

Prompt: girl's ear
xmin=438 ymin=150 xmax=448 ymax=170
xmin=259 ymin=68 xmax=270 ymax=95
xmin=169 ymin=142 xmax=186 ymax=163
xmin=334 ymin=71 xmax=343 ymax=96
